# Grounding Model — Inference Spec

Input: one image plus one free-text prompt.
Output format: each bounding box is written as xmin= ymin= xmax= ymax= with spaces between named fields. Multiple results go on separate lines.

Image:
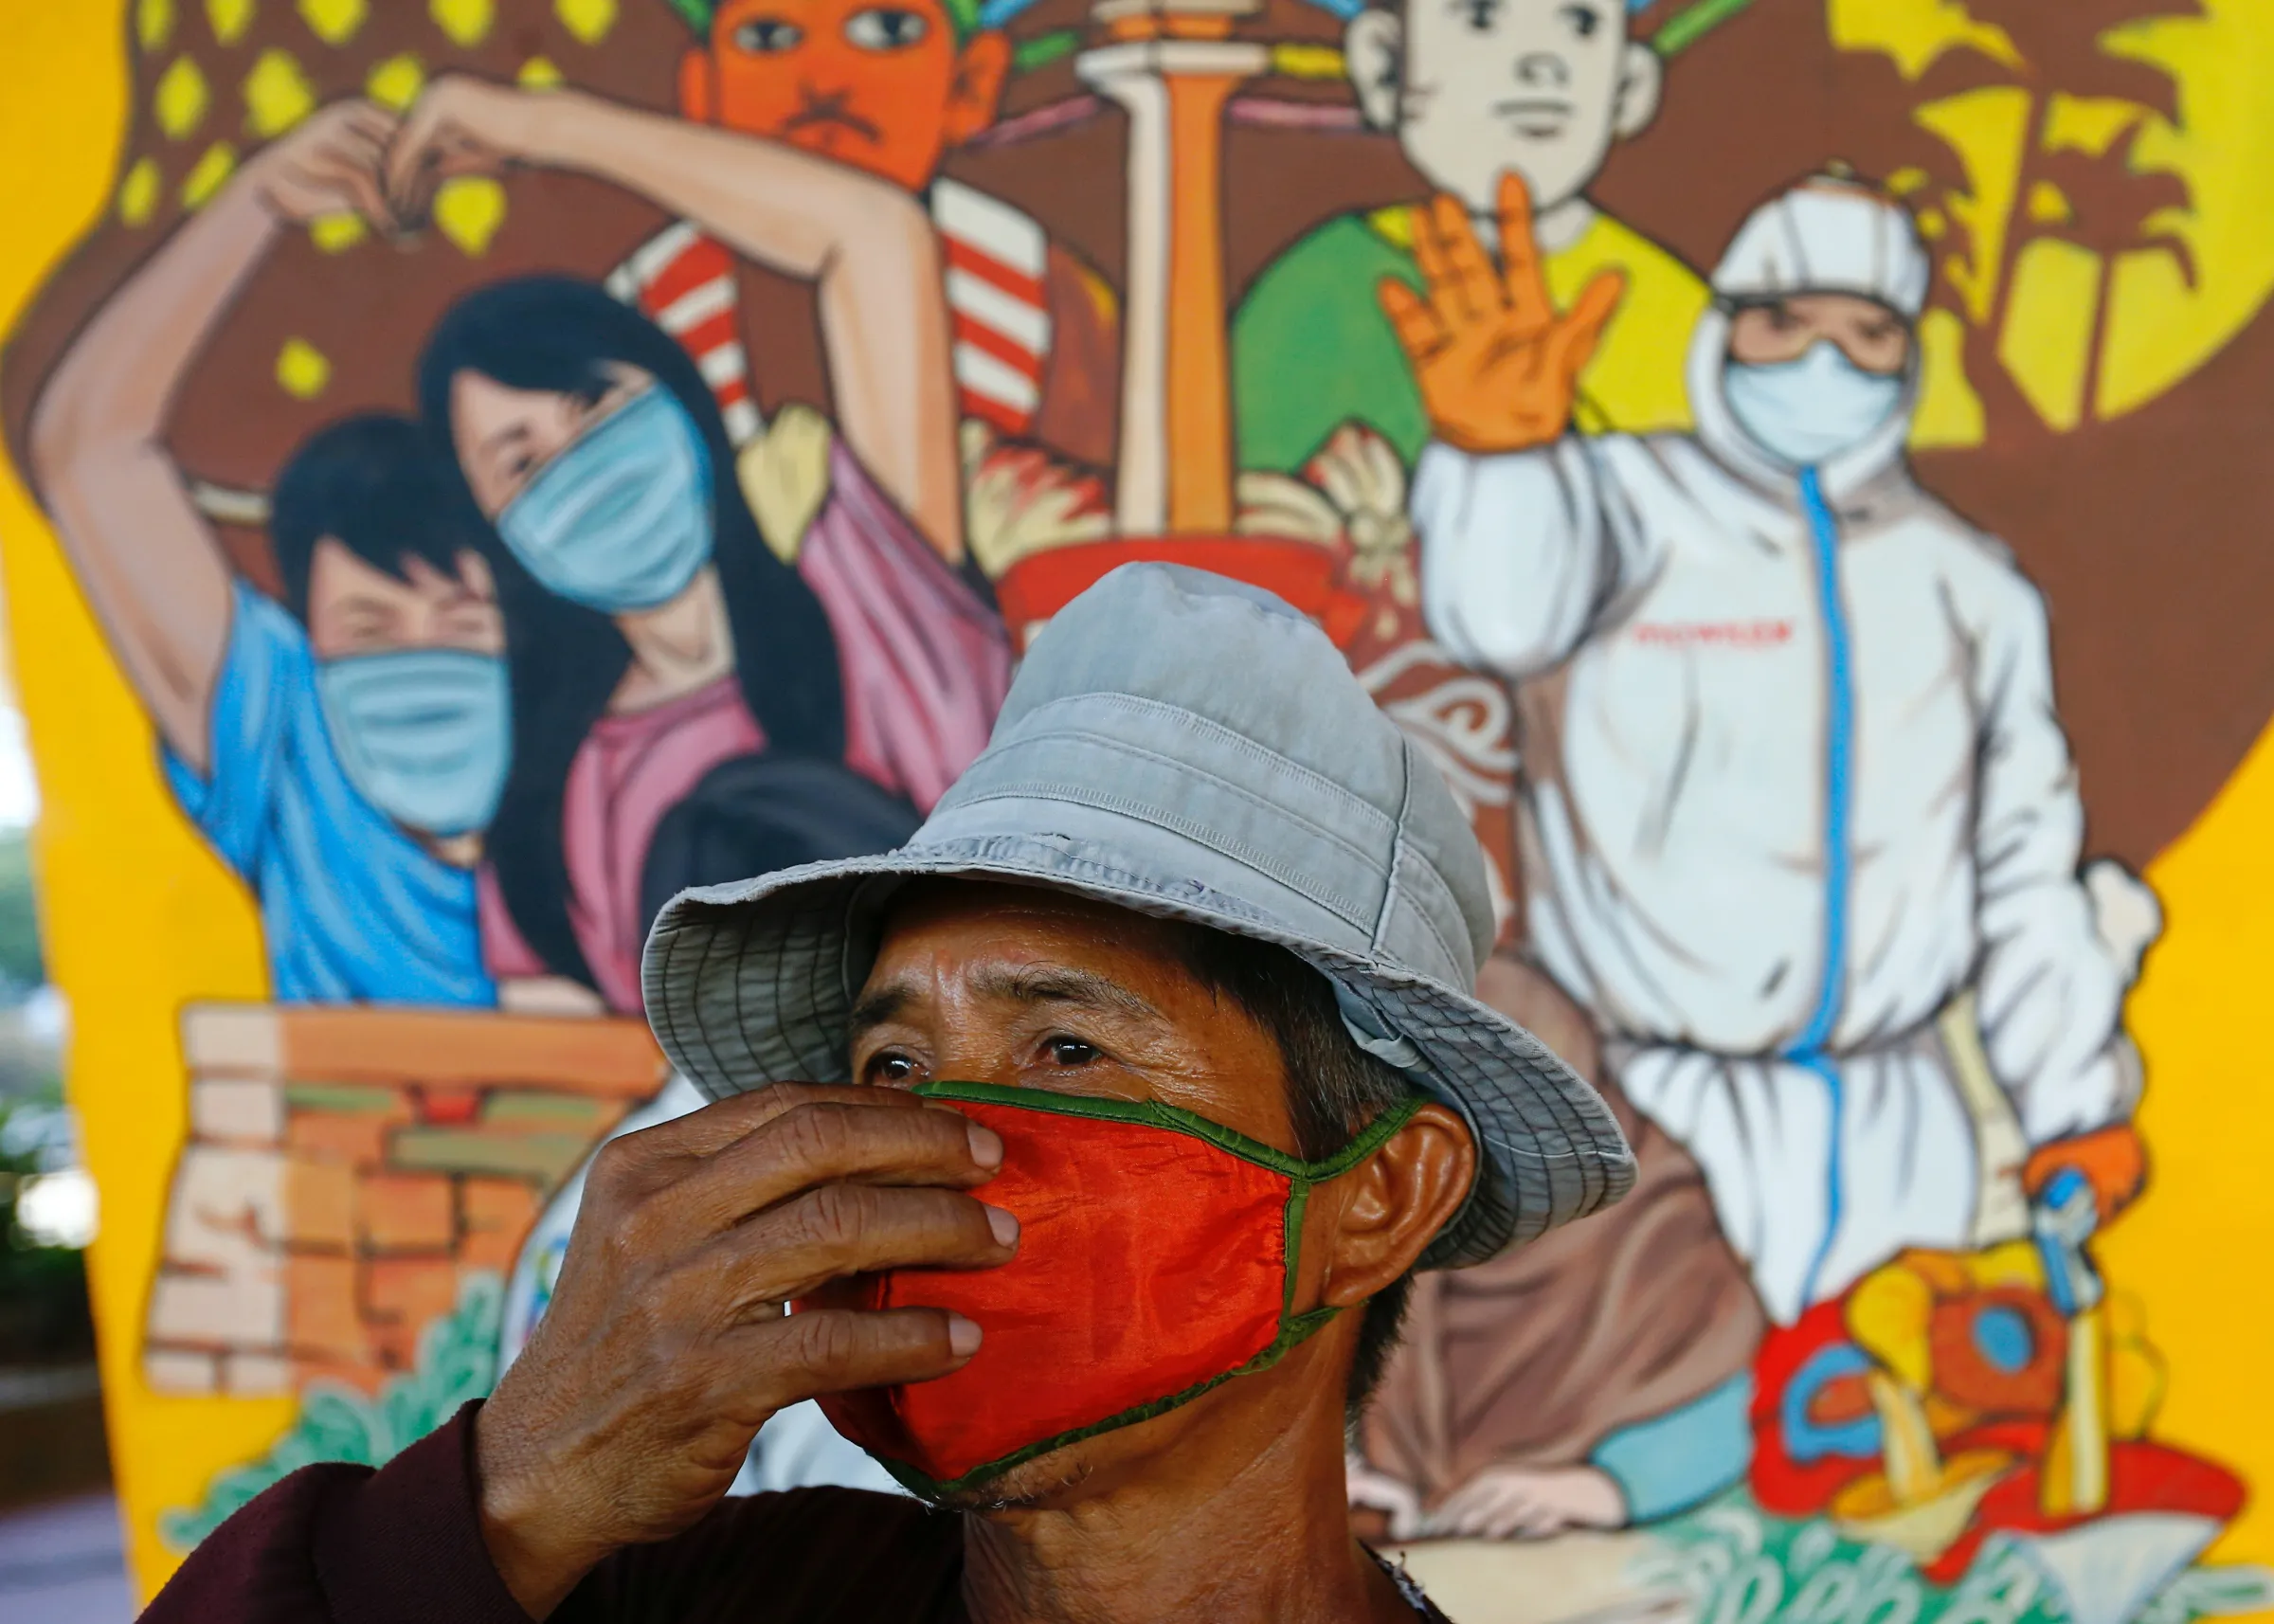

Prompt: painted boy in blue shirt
xmin=30 ymin=103 xmax=505 ymax=1005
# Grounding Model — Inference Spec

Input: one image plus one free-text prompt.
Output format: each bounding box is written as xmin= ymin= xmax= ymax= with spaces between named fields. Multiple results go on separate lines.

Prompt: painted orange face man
xmin=673 ymin=0 xmax=1015 ymax=192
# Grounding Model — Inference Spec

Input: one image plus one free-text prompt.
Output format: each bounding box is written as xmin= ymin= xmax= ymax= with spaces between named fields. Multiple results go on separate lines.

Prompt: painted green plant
xmin=159 ymin=1273 xmax=503 ymax=1552
xmin=1640 ymin=1494 xmax=2274 ymax=1624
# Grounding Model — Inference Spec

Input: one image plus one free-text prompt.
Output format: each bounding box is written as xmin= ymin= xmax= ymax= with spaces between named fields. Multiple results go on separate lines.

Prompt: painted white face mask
xmin=1723 ymin=339 xmax=1904 ymax=468
xmin=496 ymin=386 xmax=714 ymax=614
xmin=316 ymin=647 xmax=511 ymax=837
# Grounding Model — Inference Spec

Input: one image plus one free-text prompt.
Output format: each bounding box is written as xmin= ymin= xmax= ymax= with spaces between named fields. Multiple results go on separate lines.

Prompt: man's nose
xmin=1514 ymin=52 xmax=1569 ymax=89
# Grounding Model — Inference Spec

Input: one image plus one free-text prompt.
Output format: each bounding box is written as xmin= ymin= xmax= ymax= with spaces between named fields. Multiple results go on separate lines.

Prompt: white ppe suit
xmin=1414 ymin=179 xmax=2147 ymax=1325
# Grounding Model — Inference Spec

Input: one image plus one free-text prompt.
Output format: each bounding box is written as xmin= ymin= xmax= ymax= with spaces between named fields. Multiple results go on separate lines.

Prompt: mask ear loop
xmin=1272 ymin=1092 xmax=1428 ymax=1351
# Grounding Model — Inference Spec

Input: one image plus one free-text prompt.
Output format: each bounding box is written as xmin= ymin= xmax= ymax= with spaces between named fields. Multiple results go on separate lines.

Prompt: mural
xmin=0 ymin=0 xmax=2271 ymax=1616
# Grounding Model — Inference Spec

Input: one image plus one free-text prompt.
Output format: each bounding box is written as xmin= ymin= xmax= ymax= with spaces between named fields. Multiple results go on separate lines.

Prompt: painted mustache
xmin=782 ymin=91 xmax=884 ymax=144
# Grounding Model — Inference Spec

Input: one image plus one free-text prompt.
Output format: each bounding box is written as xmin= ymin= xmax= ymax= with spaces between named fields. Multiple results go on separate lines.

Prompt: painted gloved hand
xmin=2023 ymin=1121 xmax=2147 ymax=1224
xmin=1377 ymin=171 xmax=1624 ymax=456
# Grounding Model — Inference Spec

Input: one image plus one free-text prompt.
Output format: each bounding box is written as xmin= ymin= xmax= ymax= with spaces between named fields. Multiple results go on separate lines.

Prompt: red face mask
xmin=806 ymin=1079 xmax=1419 ymax=1500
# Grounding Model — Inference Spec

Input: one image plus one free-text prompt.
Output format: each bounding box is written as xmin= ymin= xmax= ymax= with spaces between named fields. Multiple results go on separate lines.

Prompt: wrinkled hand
xmin=2024 ymin=1121 xmax=2146 ymax=1225
xmin=1378 ymin=172 xmax=1623 ymax=456
xmin=248 ymin=99 xmax=400 ymax=229
xmin=1422 ymin=1464 xmax=1628 ymax=1541
xmin=475 ymin=1084 xmax=1018 ymax=1617
xmin=385 ymin=73 xmax=554 ymax=224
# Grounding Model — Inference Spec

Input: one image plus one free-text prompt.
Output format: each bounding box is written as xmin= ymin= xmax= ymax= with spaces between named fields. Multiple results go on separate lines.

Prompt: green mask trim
xmin=860 ymin=1080 xmax=1424 ymax=1501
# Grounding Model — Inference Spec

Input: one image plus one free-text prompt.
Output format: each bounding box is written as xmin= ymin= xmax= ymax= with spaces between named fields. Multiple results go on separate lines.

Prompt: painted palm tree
xmin=1835 ymin=0 xmax=2203 ymax=437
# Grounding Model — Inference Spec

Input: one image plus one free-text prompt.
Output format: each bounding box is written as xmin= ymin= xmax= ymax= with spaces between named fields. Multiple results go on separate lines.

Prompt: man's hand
xmin=384 ymin=74 xmax=555 ymax=223
xmin=1377 ymin=171 xmax=1623 ymax=456
xmin=247 ymin=99 xmax=401 ymax=230
xmin=2024 ymin=1121 xmax=2147 ymax=1225
xmin=474 ymin=1084 xmax=1019 ymax=1617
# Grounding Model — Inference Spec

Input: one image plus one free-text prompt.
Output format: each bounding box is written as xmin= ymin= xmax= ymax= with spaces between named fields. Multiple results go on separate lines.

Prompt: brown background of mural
xmin=2 ymin=0 xmax=2258 ymax=875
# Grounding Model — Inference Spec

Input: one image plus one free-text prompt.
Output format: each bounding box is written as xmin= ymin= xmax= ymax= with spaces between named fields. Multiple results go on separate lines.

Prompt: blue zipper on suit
xmin=1786 ymin=465 xmax=1852 ymax=1311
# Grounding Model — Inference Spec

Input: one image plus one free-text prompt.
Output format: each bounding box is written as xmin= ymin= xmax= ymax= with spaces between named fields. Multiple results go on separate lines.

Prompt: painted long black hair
xmin=416 ymin=275 xmax=846 ymax=991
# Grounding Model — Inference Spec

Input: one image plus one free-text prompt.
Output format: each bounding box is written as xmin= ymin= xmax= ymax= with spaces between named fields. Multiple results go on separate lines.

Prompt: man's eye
xmin=1560 ymin=3 xmax=1599 ymax=38
xmin=867 ymin=1052 xmax=921 ymax=1085
xmin=1043 ymin=1037 xmax=1100 ymax=1067
xmin=1458 ymin=0 xmax=1499 ymax=31
xmin=845 ymin=8 xmax=929 ymax=48
xmin=732 ymin=17 xmax=804 ymax=51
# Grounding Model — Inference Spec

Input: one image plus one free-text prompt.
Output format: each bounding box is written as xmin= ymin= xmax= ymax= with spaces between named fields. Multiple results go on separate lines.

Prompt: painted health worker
xmin=1401 ymin=171 xmax=2156 ymax=1327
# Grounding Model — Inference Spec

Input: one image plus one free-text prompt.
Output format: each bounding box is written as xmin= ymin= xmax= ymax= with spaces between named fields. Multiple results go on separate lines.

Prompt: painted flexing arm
xmin=27 ymin=101 xmax=401 ymax=773
xmin=385 ymin=77 xmax=965 ymax=562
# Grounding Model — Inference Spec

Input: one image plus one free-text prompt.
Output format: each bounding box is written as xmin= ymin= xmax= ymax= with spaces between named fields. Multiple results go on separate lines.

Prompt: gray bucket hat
xmin=642 ymin=563 xmax=1633 ymax=1267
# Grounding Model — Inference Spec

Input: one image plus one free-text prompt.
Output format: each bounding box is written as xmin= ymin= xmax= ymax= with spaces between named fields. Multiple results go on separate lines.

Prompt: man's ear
xmin=1611 ymin=39 xmax=1662 ymax=140
xmin=1344 ymin=9 xmax=1404 ymax=134
xmin=1318 ymin=1102 xmax=1477 ymax=1309
xmin=678 ymin=47 xmax=715 ymax=124
xmin=944 ymin=31 xmax=1014 ymax=147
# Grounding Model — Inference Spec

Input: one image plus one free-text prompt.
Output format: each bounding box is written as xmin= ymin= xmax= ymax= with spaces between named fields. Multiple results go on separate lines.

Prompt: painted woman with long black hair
xmin=398 ymin=76 xmax=1010 ymax=1015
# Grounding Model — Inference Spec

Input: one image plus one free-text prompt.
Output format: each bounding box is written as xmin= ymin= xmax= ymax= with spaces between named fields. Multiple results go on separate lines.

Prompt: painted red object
xmin=1750 ymin=1300 xmax=2244 ymax=1584
xmin=1749 ymin=1300 xmax=1876 ymax=1516
xmin=994 ymin=538 xmax=1371 ymax=652
xmin=1923 ymin=1439 xmax=2248 ymax=1584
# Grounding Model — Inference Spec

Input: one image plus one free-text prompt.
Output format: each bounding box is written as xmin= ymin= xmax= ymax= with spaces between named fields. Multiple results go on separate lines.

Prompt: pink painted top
xmin=481 ymin=442 xmax=1013 ymax=1013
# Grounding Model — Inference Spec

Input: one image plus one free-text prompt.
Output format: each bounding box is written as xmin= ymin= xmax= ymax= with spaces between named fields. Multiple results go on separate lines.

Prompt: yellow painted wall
xmin=1 ymin=0 xmax=2269 ymax=1604
xmin=0 ymin=4 xmax=292 ymax=1594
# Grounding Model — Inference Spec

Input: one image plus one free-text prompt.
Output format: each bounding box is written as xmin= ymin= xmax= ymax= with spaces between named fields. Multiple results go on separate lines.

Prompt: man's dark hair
xmin=269 ymin=414 xmax=488 ymax=623
xmin=1168 ymin=926 xmax=1426 ymax=1422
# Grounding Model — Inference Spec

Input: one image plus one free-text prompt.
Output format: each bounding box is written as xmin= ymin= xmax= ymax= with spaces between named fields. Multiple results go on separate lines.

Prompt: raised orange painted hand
xmin=2024 ymin=1121 xmax=2148 ymax=1225
xmin=1378 ymin=171 xmax=1625 ymax=456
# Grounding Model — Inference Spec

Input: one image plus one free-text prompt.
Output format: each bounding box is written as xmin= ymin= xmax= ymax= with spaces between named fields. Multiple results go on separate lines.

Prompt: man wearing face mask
xmin=1400 ymin=171 xmax=2153 ymax=1336
xmin=140 ymin=563 xmax=1636 ymax=1622
xmin=28 ymin=102 xmax=506 ymax=1005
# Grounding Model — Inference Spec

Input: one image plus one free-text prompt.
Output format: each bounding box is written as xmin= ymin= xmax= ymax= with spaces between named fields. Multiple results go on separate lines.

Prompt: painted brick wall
xmin=144 ymin=1004 xmax=668 ymax=1397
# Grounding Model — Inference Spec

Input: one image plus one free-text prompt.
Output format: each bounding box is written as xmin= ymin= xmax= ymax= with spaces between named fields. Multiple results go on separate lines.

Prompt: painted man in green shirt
xmin=1234 ymin=0 xmax=1706 ymax=473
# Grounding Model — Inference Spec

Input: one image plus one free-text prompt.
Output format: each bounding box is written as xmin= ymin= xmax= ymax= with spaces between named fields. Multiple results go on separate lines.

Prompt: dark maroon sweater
xmin=141 ymin=1403 xmax=1453 ymax=1621
xmin=142 ymin=1403 xmax=966 ymax=1622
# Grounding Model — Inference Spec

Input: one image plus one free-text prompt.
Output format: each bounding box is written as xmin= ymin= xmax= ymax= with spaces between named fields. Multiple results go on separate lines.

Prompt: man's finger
xmin=1495 ymin=170 xmax=1554 ymax=332
xmin=1377 ymin=278 xmax=1446 ymax=362
xmin=698 ymin=1181 xmax=1018 ymax=1309
xmin=1432 ymin=193 xmax=1499 ymax=323
xmin=626 ymin=1082 xmax=931 ymax=1167
xmin=726 ymin=1306 xmax=980 ymax=1409
xmin=1545 ymin=268 xmax=1625 ymax=387
xmin=651 ymin=1098 xmax=1004 ymax=1238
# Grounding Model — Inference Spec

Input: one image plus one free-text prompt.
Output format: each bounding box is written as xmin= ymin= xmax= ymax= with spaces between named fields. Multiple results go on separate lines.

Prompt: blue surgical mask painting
xmin=316 ymin=648 xmax=512 ymax=838
xmin=1723 ymin=338 xmax=1905 ymax=468
xmin=496 ymin=385 xmax=715 ymax=613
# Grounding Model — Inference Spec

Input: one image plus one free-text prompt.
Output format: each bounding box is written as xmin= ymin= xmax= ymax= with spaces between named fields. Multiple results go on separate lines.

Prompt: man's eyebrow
xmin=968 ymin=964 xmax=1166 ymax=1024
xmin=846 ymin=965 xmax=1168 ymax=1040
xmin=848 ymin=980 xmax=914 ymax=1038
